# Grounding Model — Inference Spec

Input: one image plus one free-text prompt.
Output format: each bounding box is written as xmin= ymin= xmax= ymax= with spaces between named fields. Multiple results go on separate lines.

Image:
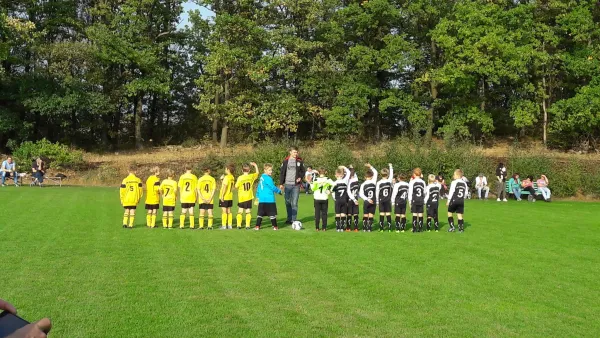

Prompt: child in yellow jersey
xmin=178 ymin=165 xmax=198 ymax=229
xmin=160 ymin=169 xmax=178 ymax=228
xmin=219 ymin=163 xmax=235 ymax=229
xmin=120 ymin=166 xmax=143 ymax=228
xmin=197 ymin=167 xmax=216 ymax=230
xmin=235 ymin=162 xmax=259 ymax=229
xmin=145 ymin=166 xmax=161 ymax=228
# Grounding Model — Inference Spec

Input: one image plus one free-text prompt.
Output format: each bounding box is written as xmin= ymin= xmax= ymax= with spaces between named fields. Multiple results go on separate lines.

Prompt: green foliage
xmin=13 ymin=139 xmax=84 ymax=169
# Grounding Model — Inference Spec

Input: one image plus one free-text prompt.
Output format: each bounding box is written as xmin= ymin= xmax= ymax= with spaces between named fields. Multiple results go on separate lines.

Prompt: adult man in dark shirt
xmin=279 ymin=146 xmax=306 ymax=224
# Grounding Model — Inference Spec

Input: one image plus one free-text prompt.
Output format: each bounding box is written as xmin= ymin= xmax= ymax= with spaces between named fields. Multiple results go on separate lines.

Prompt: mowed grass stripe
xmin=1 ymin=187 xmax=599 ymax=337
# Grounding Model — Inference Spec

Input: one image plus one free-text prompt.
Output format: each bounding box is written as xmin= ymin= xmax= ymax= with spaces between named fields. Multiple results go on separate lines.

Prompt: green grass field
xmin=1 ymin=186 xmax=599 ymax=337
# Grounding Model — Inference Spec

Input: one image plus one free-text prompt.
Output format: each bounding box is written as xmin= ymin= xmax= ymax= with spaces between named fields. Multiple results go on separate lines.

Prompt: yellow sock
xmin=151 ymin=215 xmax=157 ymax=228
xmin=122 ymin=216 xmax=129 ymax=226
xmin=208 ymin=216 xmax=213 ymax=228
xmin=245 ymin=213 xmax=252 ymax=228
xmin=162 ymin=216 xmax=167 ymax=228
xmin=199 ymin=216 xmax=205 ymax=228
xmin=190 ymin=216 xmax=195 ymax=229
xmin=180 ymin=215 xmax=186 ymax=228
xmin=168 ymin=215 xmax=174 ymax=228
xmin=236 ymin=214 xmax=243 ymax=228
xmin=146 ymin=214 xmax=151 ymax=226
xmin=128 ymin=216 xmax=135 ymax=228
xmin=222 ymin=216 xmax=227 ymax=227
xmin=227 ymin=213 xmax=233 ymax=226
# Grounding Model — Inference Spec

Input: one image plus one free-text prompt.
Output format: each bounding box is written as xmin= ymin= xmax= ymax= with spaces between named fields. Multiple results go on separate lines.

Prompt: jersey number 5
xmin=129 ymin=186 xmax=134 ymax=192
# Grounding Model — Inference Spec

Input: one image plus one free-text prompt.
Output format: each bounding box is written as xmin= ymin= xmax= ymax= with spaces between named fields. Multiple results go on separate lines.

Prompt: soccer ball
xmin=292 ymin=221 xmax=303 ymax=230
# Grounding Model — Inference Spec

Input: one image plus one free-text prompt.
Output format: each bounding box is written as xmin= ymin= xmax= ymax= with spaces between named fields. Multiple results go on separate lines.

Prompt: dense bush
xmin=13 ymin=139 xmax=85 ymax=170
xmin=172 ymin=141 xmax=600 ymax=198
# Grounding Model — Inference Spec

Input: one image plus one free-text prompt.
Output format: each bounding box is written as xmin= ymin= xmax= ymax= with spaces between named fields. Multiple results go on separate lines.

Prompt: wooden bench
xmin=505 ymin=181 xmax=539 ymax=196
xmin=30 ymin=175 xmax=63 ymax=187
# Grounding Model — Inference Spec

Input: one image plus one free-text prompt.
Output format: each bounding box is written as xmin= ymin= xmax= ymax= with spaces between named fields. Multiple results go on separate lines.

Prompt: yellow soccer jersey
xmin=120 ymin=174 xmax=143 ymax=207
xmin=220 ymin=174 xmax=235 ymax=201
xmin=160 ymin=179 xmax=178 ymax=207
xmin=235 ymin=172 xmax=258 ymax=203
xmin=198 ymin=174 xmax=216 ymax=203
xmin=178 ymin=172 xmax=198 ymax=204
xmin=145 ymin=175 xmax=161 ymax=205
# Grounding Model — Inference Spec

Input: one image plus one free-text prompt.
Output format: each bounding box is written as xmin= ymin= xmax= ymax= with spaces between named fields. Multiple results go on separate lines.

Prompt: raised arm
xmin=359 ymin=183 xmax=367 ymax=201
xmin=391 ymin=183 xmax=400 ymax=202
xmin=346 ymin=180 xmax=357 ymax=203
xmin=447 ymin=180 xmax=457 ymax=201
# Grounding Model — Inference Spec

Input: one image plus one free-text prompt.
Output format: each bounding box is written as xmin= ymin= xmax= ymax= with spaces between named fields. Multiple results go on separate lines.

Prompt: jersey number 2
xmin=185 ymin=182 xmax=191 ymax=192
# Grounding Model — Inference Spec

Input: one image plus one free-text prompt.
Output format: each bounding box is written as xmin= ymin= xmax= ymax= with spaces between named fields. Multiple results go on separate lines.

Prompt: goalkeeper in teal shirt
xmin=311 ymin=168 xmax=335 ymax=231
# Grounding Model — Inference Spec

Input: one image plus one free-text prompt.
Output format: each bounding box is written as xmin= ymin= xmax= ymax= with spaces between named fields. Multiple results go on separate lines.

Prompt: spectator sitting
xmin=521 ymin=175 xmax=537 ymax=202
xmin=1 ymin=156 xmax=19 ymax=187
xmin=537 ymin=174 xmax=551 ymax=202
xmin=509 ymin=173 xmax=522 ymax=201
xmin=304 ymin=166 xmax=316 ymax=194
xmin=31 ymin=157 xmax=46 ymax=187
xmin=437 ymin=172 xmax=447 ymax=199
xmin=475 ymin=173 xmax=489 ymax=199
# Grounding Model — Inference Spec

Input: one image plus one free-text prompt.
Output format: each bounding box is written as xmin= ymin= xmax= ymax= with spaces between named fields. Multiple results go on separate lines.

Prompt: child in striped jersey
xmin=346 ymin=165 xmax=360 ymax=232
xmin=376 ymin=163 xmax=394 ymax=232
xmin=391 ymin=174 xmax=409 ymax=232
xmin=424 ymin=174 xmax=442 ymax=232
xmin=359 ymin=163 xmax=378 ymax=232
xmin=447 ymin=169 xmax=468 ymax=233
xmin=408 ymin=168 xmax=426 ymax=232
xmin=331 ymin=166 xmax=351 ymax=232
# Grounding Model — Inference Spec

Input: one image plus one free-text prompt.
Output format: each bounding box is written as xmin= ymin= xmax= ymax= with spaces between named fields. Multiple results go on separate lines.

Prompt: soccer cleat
xmin=354 ymin=229 xmax=359 ymax=232
xmin=401 ymin=230 xmax=405 ymax=233
xmin=123 ymin=224 xmax=128 ymax=228
xmin=199 ymin=227 xmax=205 ymax=230
xmin=208 ymin=227 xmax=213 ymax=230
xmin=273 ymin=226 xmax=279 ymax=231
xmin=245 ymin=227 xmax=251 ymax=230
xmin=316 ymin=228 xmax=320 ymax=232
xmin=227 ymin=226 xmax=232 ymax=229
xmin=497 ymin=198 xmax=501 ymax=201
xmin=379 ymin=229 xmax=384 ymax=232
xmin=396 ymin=230 xmax=400 ymax=233
xmin=237 ymin=226 xmax=242 ymax=230
xmin=180 ymin=226 xmax=184 ymax=229
xmin=503 ymin=198 xmax=508 ymax=202
xmin=254 ymin=226 xmax=260 ymax=230
xmin=448 ymin=227 xmax=455 ymax=232
xmin=345 ymin=229 xmax=351 ymax=232
xmin=220 ymin=226 xmax=227 ymax=230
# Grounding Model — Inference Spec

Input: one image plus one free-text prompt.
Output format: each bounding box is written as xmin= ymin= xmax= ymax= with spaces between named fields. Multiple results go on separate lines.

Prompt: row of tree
xmin=1 ymin=0 xmax=599 ymax=152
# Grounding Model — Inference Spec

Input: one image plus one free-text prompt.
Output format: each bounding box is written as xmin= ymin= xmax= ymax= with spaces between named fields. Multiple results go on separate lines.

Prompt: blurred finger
xmin=0 ymin=299 xmax=17 ymax=314
xmin=35 ymin=318 xmax=52 ymax=334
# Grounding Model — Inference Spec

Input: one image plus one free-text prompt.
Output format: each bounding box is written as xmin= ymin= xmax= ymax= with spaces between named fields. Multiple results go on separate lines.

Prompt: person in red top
xmin=521 ymin=175 xmax=537 ymax=202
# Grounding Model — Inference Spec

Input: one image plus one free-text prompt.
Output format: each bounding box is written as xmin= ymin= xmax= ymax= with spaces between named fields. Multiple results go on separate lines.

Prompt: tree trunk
xmin=135 ymin=94 xmax=143 ymax=149
xmin=212 ymin=86 xmax=220 ymax=143
xmin=220 ymin=78 xmax=229 ymax=148
xmin=426 ymin=40 xmax=438 ymax=141
xmin=542 ymin=76 xmax=548 ymax=147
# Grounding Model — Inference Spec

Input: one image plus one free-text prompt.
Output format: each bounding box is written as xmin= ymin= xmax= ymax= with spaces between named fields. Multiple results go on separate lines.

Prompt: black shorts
xmin=257 ymin=203 xmax=277 ymax=217
xmin=378 ymin=201 xmax=392 ymax=213
xmin=394 ymin=203 xmax=407 ymax=215
xmin=123 ymin=206 xmax=137 ymax=210
xmin=145 ymin=204 xmax=159 ymax=210
xmin=238 ymin=201 xmax=252 ymax=209
xmin=426 ymin=203 xmax=439 ymax=217
xmin=411 ymin=204 xmax=424 ymax=214
xmin=448 ymin=202 xmax=464 ymax=214
xmin=199 ymin=203 xmax=213 ymax=210
xmin=363 ymin=202 xmax=376 ymax=215
xmin=181 ymin=203 xmax=195 ymax=209
xmin=347 ymin=201 xmax=359 ymax=215
xmin=219 ymin=200 xmax=233 ymax=208
xmin=335 ymin=199 xmax=348 ymax=214
xmin=163 ymin=206 xmax=175 ymax=212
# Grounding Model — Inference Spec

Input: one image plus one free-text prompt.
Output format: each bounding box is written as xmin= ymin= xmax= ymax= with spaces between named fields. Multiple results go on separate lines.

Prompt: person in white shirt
xmin=475 ymin=173 xmax=489 ymax=199
xmin=303 ymin=166 xmax=317 ymax=194
xmin=1 ymin=156 xmax=19 ymax=187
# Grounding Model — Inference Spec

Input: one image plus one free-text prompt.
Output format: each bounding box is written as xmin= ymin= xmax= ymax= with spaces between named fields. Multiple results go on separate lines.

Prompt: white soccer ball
xmin=292 ymin=221 xmax=303 ymax=230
